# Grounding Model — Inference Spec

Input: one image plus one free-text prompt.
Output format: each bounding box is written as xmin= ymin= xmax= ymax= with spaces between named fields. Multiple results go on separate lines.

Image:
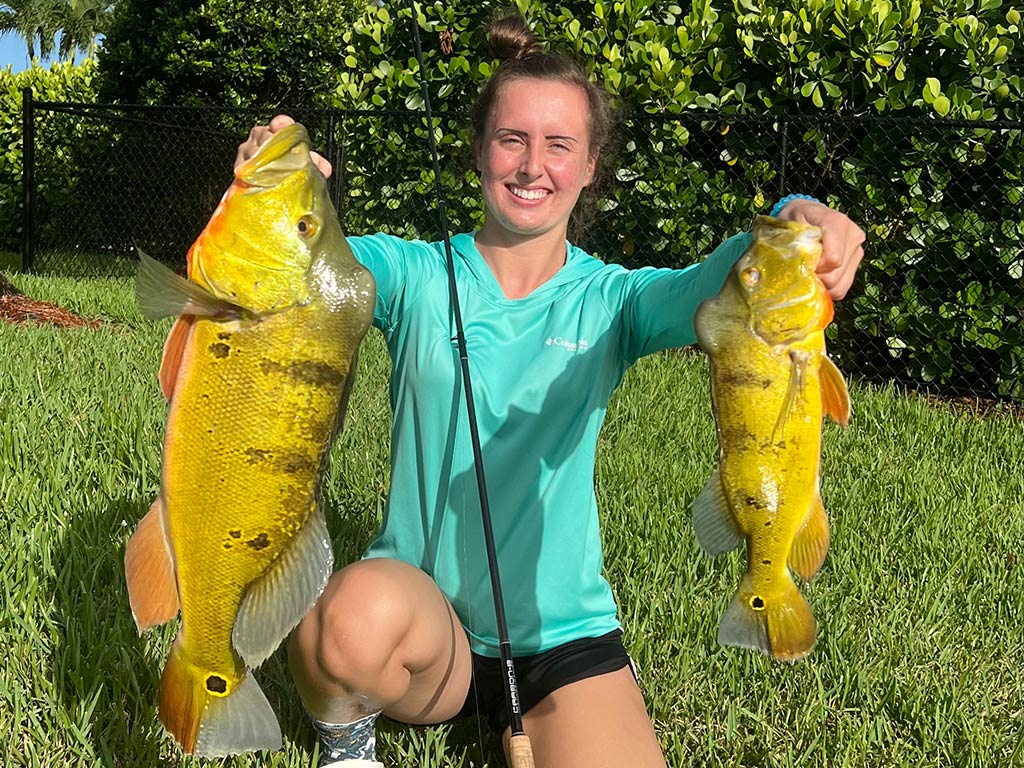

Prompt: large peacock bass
xmin=125 ymin=123 xmax=375 ymax=755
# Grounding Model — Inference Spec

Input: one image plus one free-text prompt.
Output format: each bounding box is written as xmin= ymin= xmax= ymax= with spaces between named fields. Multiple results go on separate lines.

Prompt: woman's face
xmin=476 ymin=78 xmax=596 ymax=243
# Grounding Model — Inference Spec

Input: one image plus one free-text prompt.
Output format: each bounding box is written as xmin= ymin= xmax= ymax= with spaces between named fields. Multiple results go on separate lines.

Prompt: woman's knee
xmin=303 ymin=560 xmax=419 ymax=680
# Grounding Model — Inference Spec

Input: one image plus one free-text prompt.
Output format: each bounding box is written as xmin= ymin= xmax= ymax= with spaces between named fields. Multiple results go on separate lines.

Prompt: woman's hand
xmin=234 ymin=114 xmax=333 ymax=179
xmin=778 ymin=199 xmax=865 ymax=300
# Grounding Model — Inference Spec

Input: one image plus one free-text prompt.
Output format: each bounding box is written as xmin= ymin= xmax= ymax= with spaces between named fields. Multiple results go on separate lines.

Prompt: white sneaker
xmin=321 ymin=761 xmax=384 ymax=768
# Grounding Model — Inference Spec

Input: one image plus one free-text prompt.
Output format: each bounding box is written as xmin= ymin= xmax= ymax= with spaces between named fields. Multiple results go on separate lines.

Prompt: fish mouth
xmin=235 ymin=123 xmax=315 ymax=188
xmin=753 ymin=215 xmax=823 ymax=270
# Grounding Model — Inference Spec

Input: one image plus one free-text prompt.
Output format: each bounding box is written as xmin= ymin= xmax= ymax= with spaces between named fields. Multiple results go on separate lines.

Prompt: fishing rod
xmin=405 ymin=3 xmax=535 ymax=767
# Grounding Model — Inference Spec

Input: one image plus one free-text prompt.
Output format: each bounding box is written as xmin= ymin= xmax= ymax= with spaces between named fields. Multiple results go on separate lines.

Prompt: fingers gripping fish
xmin=124 ymin=124 xmax=375 ymax=755
xmin=693 ymin=216 xmax=850 ymax=661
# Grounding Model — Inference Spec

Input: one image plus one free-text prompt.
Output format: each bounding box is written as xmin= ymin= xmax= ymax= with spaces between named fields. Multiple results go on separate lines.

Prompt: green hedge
xmin=5 ymin=2 xmax=1024 ymax=398
xmin=0 ymin=60 xmax=98 ymax=261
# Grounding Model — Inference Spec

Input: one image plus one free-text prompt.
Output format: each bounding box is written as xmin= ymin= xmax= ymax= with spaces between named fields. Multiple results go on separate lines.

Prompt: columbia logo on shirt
xmin=545 ymin=337 xmax=589 ymax=352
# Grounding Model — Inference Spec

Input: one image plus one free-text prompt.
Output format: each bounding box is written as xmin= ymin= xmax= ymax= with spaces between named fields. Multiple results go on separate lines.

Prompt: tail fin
xmin=717 ymin=573 xmax=816 ymax=662
xmin=159 ymin=638 xmax=282 ymax=756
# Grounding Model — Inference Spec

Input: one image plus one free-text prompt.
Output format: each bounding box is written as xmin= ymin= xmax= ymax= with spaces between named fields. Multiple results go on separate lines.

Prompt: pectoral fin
xmin=135 ymin=248 xmax=244 ymax=321
xmin=691 ymin=468 xmax=744 ymax=556
xmin=788 ymin=491 xmax=830 ymax=582
xmin=772 ymin=351 xmax=808 ymax=442
xmin=124 ymin=498 xmax=180 ymax=631
xmin=231 ymin=504 xmax=333 ymax=669
xmin=820 ymin=355 xmax=850 ymax=426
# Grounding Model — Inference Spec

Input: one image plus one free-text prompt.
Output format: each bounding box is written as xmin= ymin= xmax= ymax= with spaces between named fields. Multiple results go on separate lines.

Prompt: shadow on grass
xmin=49 ymin=494 xmax=171 ymax=766
xmin=47 ymin=485 xmax=504 ymax=766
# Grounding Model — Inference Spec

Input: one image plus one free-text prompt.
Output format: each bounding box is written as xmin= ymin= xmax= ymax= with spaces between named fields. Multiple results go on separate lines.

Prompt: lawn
xmin=1 ymin=271 xmax=1021 ymax=767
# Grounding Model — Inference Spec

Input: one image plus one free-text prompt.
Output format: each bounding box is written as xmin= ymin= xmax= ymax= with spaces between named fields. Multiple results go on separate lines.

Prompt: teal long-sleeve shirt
xmin=347 ymin=231 xmax=750 ymax=656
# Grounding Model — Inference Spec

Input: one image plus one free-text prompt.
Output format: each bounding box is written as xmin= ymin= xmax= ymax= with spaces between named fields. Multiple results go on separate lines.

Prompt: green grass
xmin=1 ymin=272 xmax=1022 ymax=767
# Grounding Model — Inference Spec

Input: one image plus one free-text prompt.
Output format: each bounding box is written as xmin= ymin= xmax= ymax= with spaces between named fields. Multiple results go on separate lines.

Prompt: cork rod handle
xmin=508 ymin=734 xmax=536 ymax=768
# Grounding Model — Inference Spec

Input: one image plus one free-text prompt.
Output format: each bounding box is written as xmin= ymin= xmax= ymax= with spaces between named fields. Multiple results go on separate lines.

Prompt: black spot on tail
xmin=206 ymin=675 xmax=227 ymax=693
xmin=217 ymin=332 xmax=231 ymax=340
xmin=208 ymin=342 xmax=230 ymax=359
xmin=229 ymin=529 xmax=241 ymax=539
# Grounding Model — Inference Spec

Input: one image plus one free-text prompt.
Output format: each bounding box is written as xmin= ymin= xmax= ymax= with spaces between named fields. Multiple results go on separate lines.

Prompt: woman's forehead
xmin=489 ymin=79 xmax=590 ymax=134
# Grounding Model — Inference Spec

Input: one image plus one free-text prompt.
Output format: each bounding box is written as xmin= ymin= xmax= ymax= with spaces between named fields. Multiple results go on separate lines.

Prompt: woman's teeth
xmin=510 ymin=186 xmax=549 ymax=200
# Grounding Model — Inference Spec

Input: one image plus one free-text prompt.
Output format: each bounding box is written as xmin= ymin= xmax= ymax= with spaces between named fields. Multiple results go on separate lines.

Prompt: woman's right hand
xmin=234 ymin=114 xmax=333 ymax=179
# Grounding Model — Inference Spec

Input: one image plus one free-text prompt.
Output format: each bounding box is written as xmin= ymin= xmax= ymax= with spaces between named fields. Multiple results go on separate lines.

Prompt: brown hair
xmin=470 ymin=13 xmax=611 ymax=163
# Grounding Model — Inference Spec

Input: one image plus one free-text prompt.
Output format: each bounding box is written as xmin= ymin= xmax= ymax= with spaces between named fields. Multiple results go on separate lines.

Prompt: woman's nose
xmin=518 ymin=144 xmax=543 ymax=178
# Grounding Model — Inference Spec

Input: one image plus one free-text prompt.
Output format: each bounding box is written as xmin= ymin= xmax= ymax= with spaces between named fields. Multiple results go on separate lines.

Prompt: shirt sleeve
xmin=346 ymin=233 xmax=440 ymax=333
xmin=619 ymin=231 xmax=752 ymax=363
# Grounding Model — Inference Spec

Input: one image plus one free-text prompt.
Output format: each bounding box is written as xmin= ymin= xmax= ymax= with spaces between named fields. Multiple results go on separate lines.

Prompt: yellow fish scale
xmin=163 ymin=300 xmax=354 ymax=693
xmin=714 ymin=331 xmax=825 ymax=601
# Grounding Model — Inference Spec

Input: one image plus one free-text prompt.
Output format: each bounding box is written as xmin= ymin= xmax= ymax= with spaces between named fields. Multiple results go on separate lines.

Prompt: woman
xmin=236 ymin=15 xmax=864 ymax=768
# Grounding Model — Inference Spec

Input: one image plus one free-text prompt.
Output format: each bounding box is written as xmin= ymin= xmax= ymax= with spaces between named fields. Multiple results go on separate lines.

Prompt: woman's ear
xmin=584 ymin=151 xmax=598 ymax=187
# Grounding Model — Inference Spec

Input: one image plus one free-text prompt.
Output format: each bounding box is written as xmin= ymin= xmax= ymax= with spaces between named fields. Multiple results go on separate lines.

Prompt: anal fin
xmin=125 ymin=498 xmax=180 ymax=631
xmin=231 ymin=503 xmax=333 ymax=669
xmin=691 ymin=467 xmax=744 ymax=556
xmin=788 ymin=491 xmax=830 ymax=582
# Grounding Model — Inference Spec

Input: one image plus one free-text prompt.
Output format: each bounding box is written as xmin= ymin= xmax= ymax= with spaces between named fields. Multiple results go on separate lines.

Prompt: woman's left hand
xmin=778 ymin=199 xmax=865 ymax=300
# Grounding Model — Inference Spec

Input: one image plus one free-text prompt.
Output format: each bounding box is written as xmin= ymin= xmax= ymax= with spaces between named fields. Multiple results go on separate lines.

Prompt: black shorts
xmin=456 ymin=629 xmax=635 ymax=734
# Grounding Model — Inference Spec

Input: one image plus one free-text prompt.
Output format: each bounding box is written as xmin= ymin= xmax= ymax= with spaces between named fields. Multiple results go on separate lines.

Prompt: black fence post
xmin=778 ymin=116 xmax=789 ymax=200
xmin=337 ymin=113 xmax=347 ymax=223
xmin=21 ymin=87 xmax=35 ymax=273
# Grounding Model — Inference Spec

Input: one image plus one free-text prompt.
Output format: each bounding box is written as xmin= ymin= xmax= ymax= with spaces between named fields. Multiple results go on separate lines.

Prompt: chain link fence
xmin=12 ymin=95 xmax=1024 ymax=402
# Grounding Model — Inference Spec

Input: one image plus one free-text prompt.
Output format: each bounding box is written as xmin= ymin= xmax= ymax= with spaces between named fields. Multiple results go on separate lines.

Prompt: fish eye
xmin=742 ymin=267 xmax=761 ymax=287
xmin=297 ymin=216 xmax=318 ymax=238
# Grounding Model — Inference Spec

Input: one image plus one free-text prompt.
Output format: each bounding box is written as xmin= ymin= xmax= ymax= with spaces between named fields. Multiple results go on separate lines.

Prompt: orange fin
xmin=125 ymin=499 xmax=180 ymax=631
xmin=718 ymin=573 xmax=816 ymax=662
xmin=691 ymin=467 xmax=744 ymax=556
xmin=788 ymin=492 xmax=830 ymax=582
xmin=820 ymin=355 xmax=850 ymax=426
xmin=159 ymin=315 xmax=195 ymax=400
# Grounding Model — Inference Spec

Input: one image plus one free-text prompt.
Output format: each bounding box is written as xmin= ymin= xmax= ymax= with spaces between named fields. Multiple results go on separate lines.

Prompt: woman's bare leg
xmin=503 ymin=666 xmax=667 ymax=768
xmin=288 ymin=558 xmax=472 ymax=725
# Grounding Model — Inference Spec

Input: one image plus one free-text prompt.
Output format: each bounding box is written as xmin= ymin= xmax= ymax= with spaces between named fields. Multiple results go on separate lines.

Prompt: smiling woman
xmin=473 ymin=79 xmax=597 ymax=299
xmin=230 ymin=11 xmax=867 ymax=768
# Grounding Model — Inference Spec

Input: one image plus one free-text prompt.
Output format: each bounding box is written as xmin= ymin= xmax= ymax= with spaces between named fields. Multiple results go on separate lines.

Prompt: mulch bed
xmin=0 ymin=274 xmax=102 ymax=329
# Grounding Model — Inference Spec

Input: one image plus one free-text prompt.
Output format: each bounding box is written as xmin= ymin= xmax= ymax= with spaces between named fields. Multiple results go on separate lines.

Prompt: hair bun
xmin=488 ymin=13 xmax=543 ymax=62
